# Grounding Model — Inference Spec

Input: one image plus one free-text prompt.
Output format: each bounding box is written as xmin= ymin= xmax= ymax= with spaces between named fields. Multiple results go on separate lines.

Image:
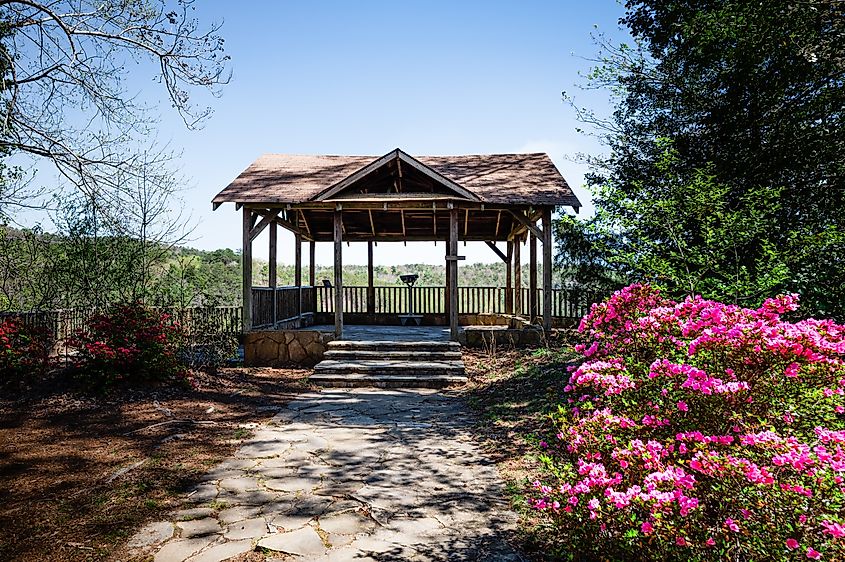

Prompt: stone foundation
xmin=243 ymin=329 xmax=334 ymax=367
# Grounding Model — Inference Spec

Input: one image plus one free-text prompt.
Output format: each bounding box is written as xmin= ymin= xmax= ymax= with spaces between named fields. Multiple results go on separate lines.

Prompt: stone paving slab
xmin=126 ymin=389 xmax=524 ymax=561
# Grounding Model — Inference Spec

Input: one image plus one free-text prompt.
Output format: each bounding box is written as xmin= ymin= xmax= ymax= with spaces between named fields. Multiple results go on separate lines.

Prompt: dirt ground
xmin=0 ymin=367 xmax=312 ymax=562
xmin=460 ymin=345 xmax=578 ymax=559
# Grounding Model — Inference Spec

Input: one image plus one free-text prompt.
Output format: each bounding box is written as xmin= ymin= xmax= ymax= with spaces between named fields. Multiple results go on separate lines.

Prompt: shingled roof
xmin=212 ymin=149 xmax=581 ymax=209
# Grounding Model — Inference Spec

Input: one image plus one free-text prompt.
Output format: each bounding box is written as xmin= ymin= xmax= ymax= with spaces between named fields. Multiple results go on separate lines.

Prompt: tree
xmin=569 ymin=0 xmax=845 ymax=318
xmin=0 ymin=0 xmax=229 ymax=220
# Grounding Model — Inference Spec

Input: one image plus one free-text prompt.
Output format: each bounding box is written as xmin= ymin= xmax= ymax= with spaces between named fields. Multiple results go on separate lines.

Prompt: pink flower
xmin=799 ymin=515 xmax=808 ymax=524
xmin=725 ymin=518 xmax=739 ymax=532
xmin=677 ymin=400 xmax=689 ymax=412
xmin=641 ymin=521 xmax=653 ymax=535
xmin=806 ymin=547 xmax=822 ymax=559
xmin=787 ymin=539 xmax=799 ymax=550
xmin=676 ymin=536 xmax=686 ymax=546
xmin=706 ymin=537 xmax=715 ymax=546
xmin=821 ymin=520 xmax=845 ymax=538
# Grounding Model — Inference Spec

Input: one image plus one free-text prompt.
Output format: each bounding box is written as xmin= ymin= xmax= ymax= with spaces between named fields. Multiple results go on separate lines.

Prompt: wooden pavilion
xmin=212 ymin=148 xmax=582 ymax=342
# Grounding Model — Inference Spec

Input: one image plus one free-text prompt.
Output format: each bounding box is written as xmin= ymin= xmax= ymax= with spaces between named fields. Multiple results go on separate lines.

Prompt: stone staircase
xmin=310 ymin=340 xmax=467 ymax=388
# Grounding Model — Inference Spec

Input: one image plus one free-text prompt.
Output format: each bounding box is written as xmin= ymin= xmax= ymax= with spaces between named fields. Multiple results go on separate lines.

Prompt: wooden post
xmin=269 ymin=222 xmax=277 ymax=326
xmin=294 ymin=233 xmax=302 ymax=320
xmin=333 ymin=210 xmax=343 ymax=338
xmin=242 ymin=208 xmax=253 ymax=332
xmin=529 ymin=231 xmax=538 ymax=322
xmin=505 ymin=241 xmax=513 ymax=314
xmin=309 ymin=240 xmax=317 ymax=313
xmin=542 ymin=207 xmax=553 ymax=332
xmin=514 ymin=235 xmax=522 ymax=315
xmin=269 ymin=222 xmax=277 ymax=288
xmin=444 ymin=234 xmax=451 ymax=319
xmin=448 ymin=208 xmax=459 ymax=340
xmin=366 ymin=241 xmax=375 ymax=314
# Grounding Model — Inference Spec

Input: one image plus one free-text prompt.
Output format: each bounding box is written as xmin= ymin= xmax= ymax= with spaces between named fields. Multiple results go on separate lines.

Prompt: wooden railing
xmin=311 ymin=285 xmax=599 ymax=318
xmin=0 ymin=306 xmax=243 ymax=355
xmin=251 ymin=286 xmax=315 ymax=328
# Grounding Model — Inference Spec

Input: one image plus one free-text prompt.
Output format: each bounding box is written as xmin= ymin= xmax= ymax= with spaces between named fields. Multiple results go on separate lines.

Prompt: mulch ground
xmin=0 ymin=366 xmax=312 ymax=562
xmin=460 ymin=343 xmax=580 ymax=559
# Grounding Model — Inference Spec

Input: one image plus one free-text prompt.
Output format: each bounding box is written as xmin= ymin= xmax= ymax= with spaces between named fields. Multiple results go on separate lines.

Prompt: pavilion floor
xmin=303 ymin=324 xmax=456 ymax=342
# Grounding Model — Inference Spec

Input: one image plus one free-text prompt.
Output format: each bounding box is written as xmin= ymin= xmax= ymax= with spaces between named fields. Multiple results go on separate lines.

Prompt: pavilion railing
xmin=251 ymin=286 xmax=316 ymax=328
xmin=309 ymin=285 xmax=600 ymax=318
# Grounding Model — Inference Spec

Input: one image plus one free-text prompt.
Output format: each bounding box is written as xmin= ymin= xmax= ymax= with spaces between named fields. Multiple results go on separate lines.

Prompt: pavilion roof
xmin=212 ymin=149 xmax=581 ymax=209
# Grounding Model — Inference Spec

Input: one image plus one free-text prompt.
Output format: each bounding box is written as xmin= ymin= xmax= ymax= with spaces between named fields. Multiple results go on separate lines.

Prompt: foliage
xmin=531 ymin=284 xmax=845 ymax=560
xmin=68 ymin=303 xmax=188 ymax=389
xmin=560 ymin=143 xmax=791 ymax=306
xmin=0 ymin=0 xmax=230 ymax=219
xmin=0 ymin=316 xmax=49 ymax=385
xmin=0 ymin=226 xmax=535 ymax=311
xmin=573 ymin=0 xmax=845 ymax=319
xmin=174 ymin=307 xmax=239 ymax=371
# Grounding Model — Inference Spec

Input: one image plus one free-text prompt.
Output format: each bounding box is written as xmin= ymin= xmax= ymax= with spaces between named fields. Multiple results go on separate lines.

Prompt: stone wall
xmin=243 ymin=329 xmax=333 ymax=367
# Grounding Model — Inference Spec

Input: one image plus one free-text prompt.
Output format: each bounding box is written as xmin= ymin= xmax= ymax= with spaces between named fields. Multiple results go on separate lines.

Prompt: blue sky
xmin=37 ymin=1 xmax=631 ymax=265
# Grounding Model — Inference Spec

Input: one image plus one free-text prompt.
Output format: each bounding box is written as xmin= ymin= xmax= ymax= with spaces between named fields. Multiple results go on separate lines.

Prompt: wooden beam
xmin=333 ymin=210 xmax=343 ymax=339
xmin=464 ymin=208 xmax=469 ymax=238
xmin=268 ymin=222 xmax=277 ymax=289
xmin=242 ymin=208 xmax=252 ymax=332
xmin=494 ymin=210 xmax=501 ymax=238
xmin=212 ymin=202 xmax=222 ymax=211
xmin=295 ymin=233 xmax=302 ymax=319
xmin=529 ymin=232 xmax=538 ymax=322
xmin=309 ymin=241 xmax=316 ymax=286
xmin=273 ymin=216 xmax=305 ymax=237
xmin=400 ymin=210 xmax=406 ymax=238
xmin=505 ymin=241 xmax=513 ymax=314
xmin=367 ymin=241 xmax=375 ymax=314
xmin=314 ymin=148 xmax=480 ymax=202
xmin=299 ymin=210 xmax=311 ymax=238
xmin=484 ymin=241 xmax=508 ymax=263
xmin=508 ymin=210 xmax=543 ymax=240
xmin=309 ymin=240 xmax=317 ymax=313
xmin=249 ymin=209 xmax=280 ymax=241
xmin=542 ymin=207 xmax=553 ymax=332
xmin=362 ymin=209 xmax=373 ymax=236
xmin=448 ymin=208 xmax=459 ymax=341
xmin=514 ymin=235 xmax=522 ymax=315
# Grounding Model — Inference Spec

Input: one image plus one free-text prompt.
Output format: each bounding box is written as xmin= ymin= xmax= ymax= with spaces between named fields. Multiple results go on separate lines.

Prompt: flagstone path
xmin=127 ymin=389 xmax=524 ymax=561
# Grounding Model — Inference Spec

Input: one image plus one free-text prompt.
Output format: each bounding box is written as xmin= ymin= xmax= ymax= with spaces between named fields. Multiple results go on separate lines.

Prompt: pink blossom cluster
xmin=532 ymin=284 xmax=845 ymax=559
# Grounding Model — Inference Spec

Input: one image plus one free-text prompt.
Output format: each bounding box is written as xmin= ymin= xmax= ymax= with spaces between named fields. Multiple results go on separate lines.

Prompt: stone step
xmin=326 ymin=340 xmax=460 ymax=353
xmin=323 ymin=349 xmax=463 ymax=361
xmin=313 ymin=359 xmax=465 ymax=376
xmin=309 ymin=372 xmax=467 ymax=389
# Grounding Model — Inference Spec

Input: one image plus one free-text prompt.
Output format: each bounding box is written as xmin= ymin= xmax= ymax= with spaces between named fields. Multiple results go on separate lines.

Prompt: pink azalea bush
xmin=68 ymin=303 xmax=188 ymax=390
xmin=531 ymin=284 xmax=845 ymax=560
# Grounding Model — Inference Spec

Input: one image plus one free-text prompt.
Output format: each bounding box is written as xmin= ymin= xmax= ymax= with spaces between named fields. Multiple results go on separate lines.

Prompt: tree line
xmin=559 ymin=0 xmax=844 ymax=320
